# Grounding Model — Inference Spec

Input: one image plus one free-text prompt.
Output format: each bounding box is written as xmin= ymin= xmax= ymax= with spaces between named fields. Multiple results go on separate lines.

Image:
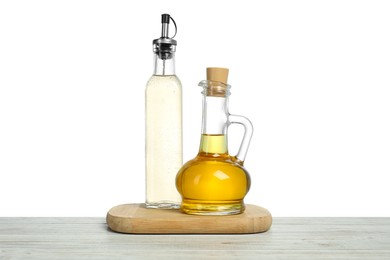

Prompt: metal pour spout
xmin=161 ymin=13 xmax=170 ymax=38
xmin=153 ymin=13 xmax=177 ymax=60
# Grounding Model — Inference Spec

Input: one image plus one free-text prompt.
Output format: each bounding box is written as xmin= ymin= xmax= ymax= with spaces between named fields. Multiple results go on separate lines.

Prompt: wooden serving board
xmin=106 ymin=203 xmax=272 ymax=234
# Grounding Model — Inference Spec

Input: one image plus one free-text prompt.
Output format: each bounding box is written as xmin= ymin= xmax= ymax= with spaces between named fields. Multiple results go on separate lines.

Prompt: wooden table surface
xmin=0 ymin=217 xmax=389 ymax=259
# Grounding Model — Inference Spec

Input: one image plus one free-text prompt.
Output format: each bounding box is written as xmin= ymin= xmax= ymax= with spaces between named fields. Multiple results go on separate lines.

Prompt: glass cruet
xmin=145 ymin=14 xmax=182 ymax=209
xmin=176 ymin=67 xmax=253 ymax=215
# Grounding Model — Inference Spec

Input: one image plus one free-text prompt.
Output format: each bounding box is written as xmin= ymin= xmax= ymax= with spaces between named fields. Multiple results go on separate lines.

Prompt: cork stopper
xmin=203 ymin=67 xmax=230 ymax=97
xmin=207 ymin=67 xmax=229 ymax=85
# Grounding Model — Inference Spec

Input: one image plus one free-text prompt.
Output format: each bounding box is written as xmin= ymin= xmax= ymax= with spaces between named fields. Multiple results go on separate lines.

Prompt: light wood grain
xmin=0 ymin=217 xmax=390 ymax=259
xmin=106 ymin=203 xmax=272 ymax=234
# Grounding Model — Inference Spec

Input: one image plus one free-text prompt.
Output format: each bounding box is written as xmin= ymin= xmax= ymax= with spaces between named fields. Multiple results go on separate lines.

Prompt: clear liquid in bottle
xmin=146 ymin=75 xmax=182 ymax=208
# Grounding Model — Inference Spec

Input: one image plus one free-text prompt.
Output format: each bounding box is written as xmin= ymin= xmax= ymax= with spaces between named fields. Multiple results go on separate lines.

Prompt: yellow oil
xmin=176 ymin=134 xmax=251 ymax=215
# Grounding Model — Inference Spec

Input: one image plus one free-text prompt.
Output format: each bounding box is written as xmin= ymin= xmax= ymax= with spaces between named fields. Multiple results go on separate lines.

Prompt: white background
xmin=1 ymin=0 xmax=389 ymax=217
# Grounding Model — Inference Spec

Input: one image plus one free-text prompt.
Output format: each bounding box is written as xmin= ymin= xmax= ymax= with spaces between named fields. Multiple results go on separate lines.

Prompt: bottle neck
xmin=154 ymin=53 xmax=175 ymax=75
xmin=199 ymin=95 xmax=229 ymax=155
xmin=201 ymin=96 xmax=229 ymax=134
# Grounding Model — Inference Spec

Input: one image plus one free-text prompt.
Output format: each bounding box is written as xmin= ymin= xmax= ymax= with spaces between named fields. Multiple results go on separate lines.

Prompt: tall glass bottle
xmin=145 ymin=14 xmax=182 ymax=209
xmin=176 ymin=67 xmax=253 ymax=215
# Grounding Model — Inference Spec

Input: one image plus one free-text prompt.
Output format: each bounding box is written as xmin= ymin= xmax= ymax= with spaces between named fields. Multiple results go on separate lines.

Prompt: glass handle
xmin=228 ymin=114 xmax=253 ymax=165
